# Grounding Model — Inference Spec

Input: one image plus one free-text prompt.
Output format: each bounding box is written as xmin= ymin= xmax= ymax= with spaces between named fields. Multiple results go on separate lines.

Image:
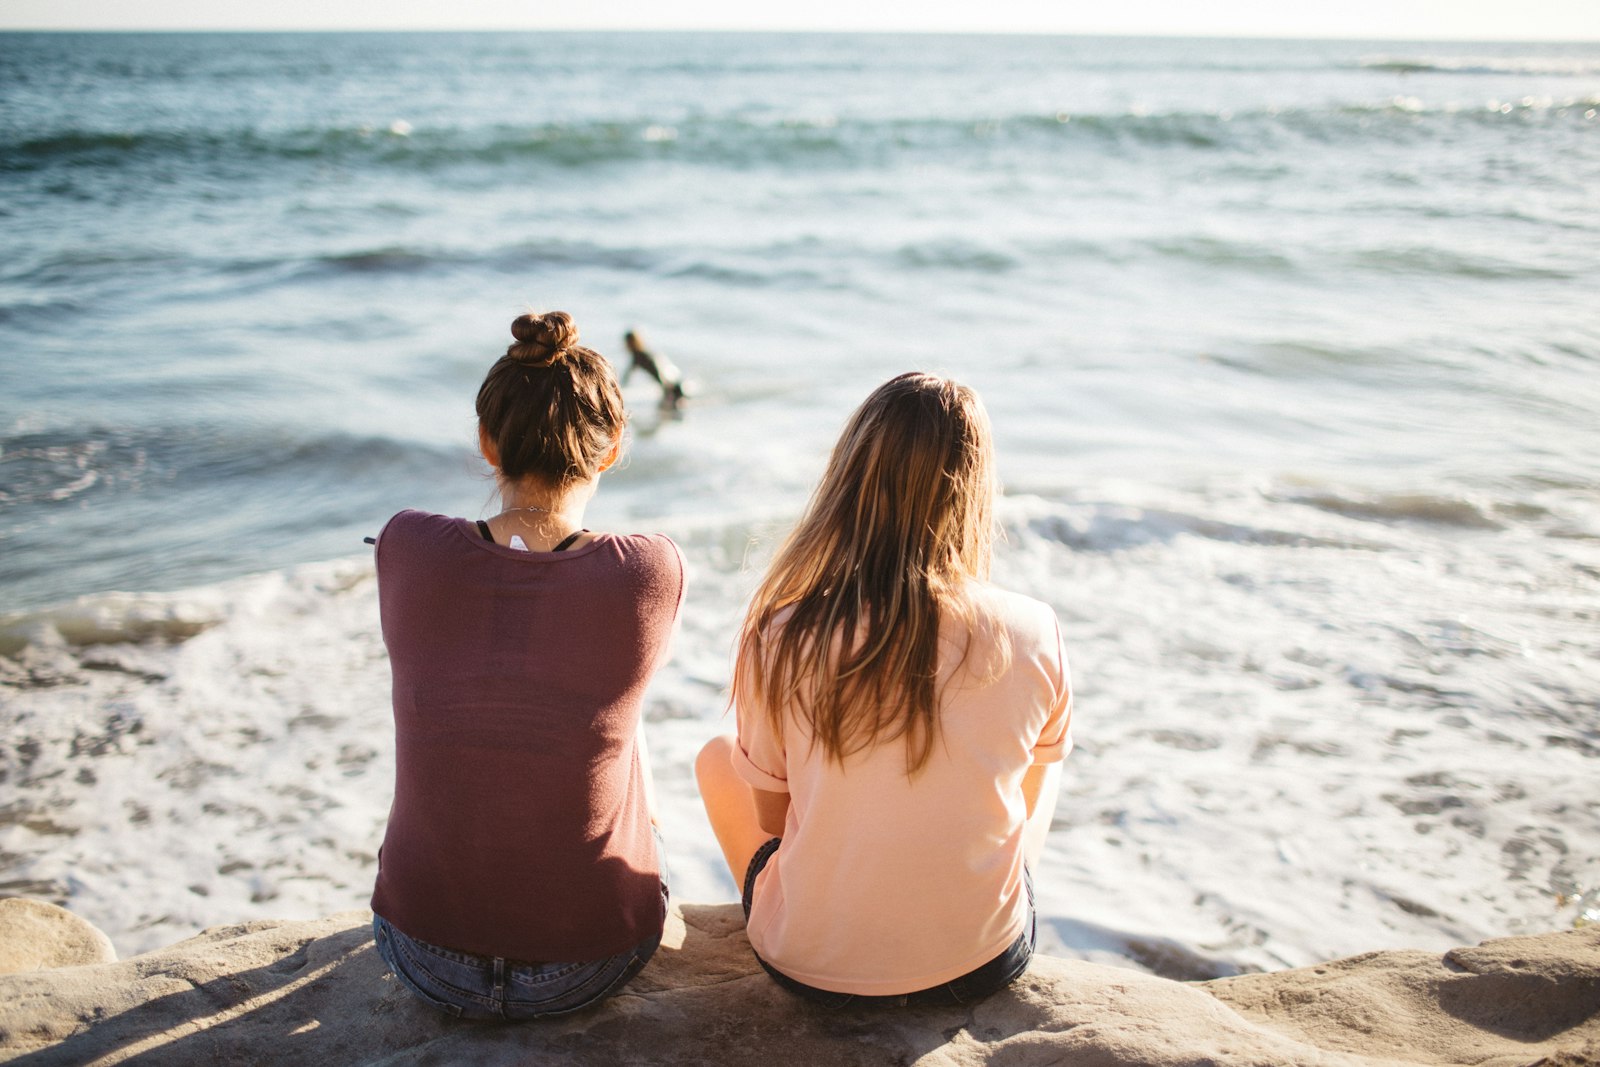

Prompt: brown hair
xmin=475 ymin=311 xmax=625 ymax=487
xmin=731 ymin=372 xmax=1000 ymax=775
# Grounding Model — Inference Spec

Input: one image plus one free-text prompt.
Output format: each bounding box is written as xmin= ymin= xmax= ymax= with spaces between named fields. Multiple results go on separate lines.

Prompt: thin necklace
xmin=495 ymin=504 xmax=578 ymax=545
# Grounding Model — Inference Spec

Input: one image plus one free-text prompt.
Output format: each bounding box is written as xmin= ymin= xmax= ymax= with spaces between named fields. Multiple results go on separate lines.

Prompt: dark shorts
xmin=373 ymin=829 xmax=670 ymax=1021
xmin=741 ymin=836 xmax=1036 ymax=1009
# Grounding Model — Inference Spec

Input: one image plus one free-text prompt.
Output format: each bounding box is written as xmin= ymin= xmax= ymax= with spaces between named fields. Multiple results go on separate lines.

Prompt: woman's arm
xmin=696 ymin=734 xmax=789 ymax=884
xmin=753 ymin=788 xmax=789 ymax=838
xmin=1020 ymin=761 xmax=1062 ymax=869
xmin=638 ymin=723 xmax=659 ymax=827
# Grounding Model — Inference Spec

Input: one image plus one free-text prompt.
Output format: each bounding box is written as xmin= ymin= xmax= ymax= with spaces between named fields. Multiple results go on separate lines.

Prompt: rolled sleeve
xmin=732 ymin=698 xmax=789 ymax=793
xmin=1030 ymin=620 xmax=1074 ymax=765
xmin=730 ymin=738 xmax=789 ymax=792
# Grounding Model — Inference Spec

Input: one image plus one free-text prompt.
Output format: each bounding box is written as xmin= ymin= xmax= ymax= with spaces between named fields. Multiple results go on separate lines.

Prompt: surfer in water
xmin=623 ymin=330 xmax=688 ymax=412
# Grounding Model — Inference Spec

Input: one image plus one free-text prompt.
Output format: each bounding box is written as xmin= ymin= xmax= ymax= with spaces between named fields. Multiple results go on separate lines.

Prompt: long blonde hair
xmin=733 ymin=372 xmax=998 ymax=774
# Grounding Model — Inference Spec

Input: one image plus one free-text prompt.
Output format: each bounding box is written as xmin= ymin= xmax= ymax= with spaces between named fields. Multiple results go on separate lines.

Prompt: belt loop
xmin=493 ymin=956 xmax=506 ymax=1013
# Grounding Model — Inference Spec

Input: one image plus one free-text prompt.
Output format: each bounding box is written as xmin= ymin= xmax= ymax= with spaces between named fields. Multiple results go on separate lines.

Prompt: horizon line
xmin=2 ymin=26 xmax=1599 ymax=44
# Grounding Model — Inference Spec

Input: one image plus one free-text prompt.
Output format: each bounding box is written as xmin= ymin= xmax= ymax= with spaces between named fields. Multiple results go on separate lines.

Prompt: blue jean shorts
xmin=741 ymin=836 xmax=1036 ymax=1009
xmin=373 ymin=832 xmax=670 ymax=1021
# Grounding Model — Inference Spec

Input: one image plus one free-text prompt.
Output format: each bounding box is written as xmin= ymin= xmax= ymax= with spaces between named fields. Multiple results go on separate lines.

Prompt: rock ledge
xmin=0 ymin=903 xmax=1595 ymax=1066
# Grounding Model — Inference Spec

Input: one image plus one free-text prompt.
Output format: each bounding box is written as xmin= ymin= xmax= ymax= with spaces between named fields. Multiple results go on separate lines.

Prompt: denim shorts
xmin=741 ymin=836 xmax=1036 ymax=1009
xmin=373 ymin=833 xmax=670 ymax=1021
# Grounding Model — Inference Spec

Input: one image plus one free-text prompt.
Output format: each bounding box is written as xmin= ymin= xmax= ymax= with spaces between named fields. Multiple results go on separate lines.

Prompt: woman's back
xmin=699 ymin=371 xmax=1072 ymax=1005
xmin=373 ymin=510 xmax=684 ymax=963
xmin=733 ymin=583 xmax=1070 ymax=995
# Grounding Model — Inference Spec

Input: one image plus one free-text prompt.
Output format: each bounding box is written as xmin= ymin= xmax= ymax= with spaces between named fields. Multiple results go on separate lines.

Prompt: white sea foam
xmin=996 ymin=487 xmax=1600 ymax=971
xmin=0 ymin=589 xmax=230 ymax=657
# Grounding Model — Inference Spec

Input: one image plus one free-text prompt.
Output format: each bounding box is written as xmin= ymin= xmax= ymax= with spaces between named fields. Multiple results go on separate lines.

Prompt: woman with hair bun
xmin=697 ymin=371 xmax=1072 ymax=1007
xmin=370 ymin=311 xmax=685 ymax=1020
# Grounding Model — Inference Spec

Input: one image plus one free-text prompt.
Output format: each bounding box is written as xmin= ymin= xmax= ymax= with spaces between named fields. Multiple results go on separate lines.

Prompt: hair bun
xmin=507 ymin=311 xmax=579 ymax=366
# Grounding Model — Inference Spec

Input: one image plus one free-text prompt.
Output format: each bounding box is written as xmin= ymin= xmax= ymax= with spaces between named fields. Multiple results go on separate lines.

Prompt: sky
xmin=3 ymin=0 xmax=1599 ymax=39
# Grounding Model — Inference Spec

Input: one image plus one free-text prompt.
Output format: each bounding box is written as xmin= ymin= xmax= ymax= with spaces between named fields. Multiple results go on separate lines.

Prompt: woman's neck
xmin=486 ymin=476 xmax=596 ymax=548
xmin=499 ymin=484 xmax=585 ymax=523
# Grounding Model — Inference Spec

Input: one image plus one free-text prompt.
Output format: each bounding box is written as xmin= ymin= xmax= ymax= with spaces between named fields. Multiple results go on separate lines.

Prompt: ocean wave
xmin=0 ymin=424 xmax=463 ymax=513
xmin=1137 ymin=231 xmax=1584 ymax=284
xmin=1348 ymin=245 xmax=1579 ymax=281
xmin=1008 ymin=501 xmax=1383 ymax=554
xmin=893 ymin=239 xmax=1019 ymax=274
xmin=0 ymin=588 xmax=229 ymax=658
xmin=6 ymin=247 xmax=196 ymax=288
xmin=1358 ymin=55 xmax=1600 ymax=77
xmin=2 ymin=236 xmax=816 ymax=294
xmin=1141 ymin=235 xmax=1296 ymax=274
xmin=0 ymin=556 xmax=375 ymax=660
xmin=209 ymin=240 xmax=662 ymax=284
xmin=0 ymin=430 xmax=149 ymax=508
xmin=0 ymin=120 xmax=759 ymax=174
xmin=314 ymin=248 xmax=438 ymax=274
xmin=1207 ymin=341 xmax=1403 ymax=381
xmin=8 ymin=98 xmax=1595 ymax=177
xmin=1269 ymin=488 xmax=1505 ymax=530
xmin=313 ymin=239 xmax=810 ymax=284
xmin=661 ymin=258 xmax=828 ymax=288
xmin=0 ymin=297 xmax=86 ymax=330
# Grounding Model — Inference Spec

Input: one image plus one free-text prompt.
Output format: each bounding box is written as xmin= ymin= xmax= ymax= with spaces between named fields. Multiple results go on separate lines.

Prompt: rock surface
xmin=0 ymin=902 xmax=1595 ymax=1066
xmin=0 ymin=899 xmax=116 ymax=976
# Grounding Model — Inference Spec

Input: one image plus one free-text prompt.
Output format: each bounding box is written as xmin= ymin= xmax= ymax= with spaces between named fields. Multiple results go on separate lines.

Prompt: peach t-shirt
xmin=731 ymin=583 xmax=1072 ymax=996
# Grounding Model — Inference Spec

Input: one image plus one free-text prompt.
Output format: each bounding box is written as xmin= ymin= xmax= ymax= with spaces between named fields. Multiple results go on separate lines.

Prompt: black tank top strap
xmin=476 ymin=519 xmax=494 ymax=543
xmin=551 ymin=529 xmax=588 ymax=552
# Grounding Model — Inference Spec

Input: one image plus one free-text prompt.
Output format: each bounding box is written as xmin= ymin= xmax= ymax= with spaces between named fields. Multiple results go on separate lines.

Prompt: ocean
xmin=2 ymin=31 xmax=1598 ymax=972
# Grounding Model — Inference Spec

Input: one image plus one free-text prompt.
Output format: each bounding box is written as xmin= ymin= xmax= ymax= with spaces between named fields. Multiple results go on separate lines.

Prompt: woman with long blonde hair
xmin=696 ymin=371 xmax=1072 ymax=1007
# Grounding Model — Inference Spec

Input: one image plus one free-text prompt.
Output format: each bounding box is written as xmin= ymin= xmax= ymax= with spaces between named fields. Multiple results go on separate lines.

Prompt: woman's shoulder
xmin=606 ymin=530 xmax=682 ymax=565
xmin=963 ymin=582 xmax=1060 ymax=646
xmin=601 ymin=531 xmax=687 ymax=600
xmin=376 ymin=509 xmax=465 ymax=548
xmin=960 ymin=583 xmax=1069 ymax=700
